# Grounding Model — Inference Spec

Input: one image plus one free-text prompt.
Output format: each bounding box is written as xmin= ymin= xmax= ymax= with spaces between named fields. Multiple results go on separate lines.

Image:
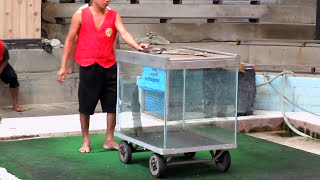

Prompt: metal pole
xmin=182 ymin=69 xmax=186 ymax=129
xmin=164 ymin=70 xmax=169 ymax=149
xmin=316 ymin=0 xmax=320 ymax=39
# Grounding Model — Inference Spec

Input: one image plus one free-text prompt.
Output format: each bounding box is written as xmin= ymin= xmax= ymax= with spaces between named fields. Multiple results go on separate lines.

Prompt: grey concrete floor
xmin=1 ymin=103 xmax=320 ymax=156
xmin=247 ymin=130 xmax=320 ymax=155
xmin=0 ymin=102 xmax=102 ymax=119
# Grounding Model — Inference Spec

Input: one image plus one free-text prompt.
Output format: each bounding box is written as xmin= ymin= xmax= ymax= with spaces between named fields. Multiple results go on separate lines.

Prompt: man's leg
xmin=103 ymin=113 xmax=119 ymax=150
xmin=79 ymin=113 xmax=91 ymax=153
xmin=1 ymin=63 xmax=23 ymax=112
xmin=9 ymin=88 xmax=23 ymax=112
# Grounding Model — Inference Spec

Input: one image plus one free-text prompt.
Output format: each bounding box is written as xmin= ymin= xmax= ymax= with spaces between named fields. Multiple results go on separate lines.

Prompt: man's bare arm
xmin=113 ymin=35 xmax=120 ymax=54
xmin=57 ymin=10 xmax=82 ymax=83
xmin=115 ymin=13 xmax=149 ymax=51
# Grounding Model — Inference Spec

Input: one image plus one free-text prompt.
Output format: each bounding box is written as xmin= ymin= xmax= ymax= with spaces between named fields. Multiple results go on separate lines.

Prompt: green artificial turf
xmin=0 ymin=133 xmax=320 ymax=180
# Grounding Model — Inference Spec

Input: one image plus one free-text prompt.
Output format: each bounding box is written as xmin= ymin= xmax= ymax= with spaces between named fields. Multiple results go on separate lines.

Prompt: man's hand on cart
xmin=136 ymin=43 xmax=150 ymax=52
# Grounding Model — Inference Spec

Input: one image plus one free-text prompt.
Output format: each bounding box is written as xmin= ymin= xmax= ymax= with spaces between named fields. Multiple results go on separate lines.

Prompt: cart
xmin=115 ymin=47 xmax=239 ymax=178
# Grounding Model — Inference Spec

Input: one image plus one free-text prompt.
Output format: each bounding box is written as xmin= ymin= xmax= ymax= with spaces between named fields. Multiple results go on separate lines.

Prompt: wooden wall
xmin=0 ymin=0 xmax=41 ymax=40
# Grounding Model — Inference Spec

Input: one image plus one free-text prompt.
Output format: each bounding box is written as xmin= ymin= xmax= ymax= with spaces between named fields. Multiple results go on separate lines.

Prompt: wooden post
xmin=316 ymin=0 xmax=320 ymax=39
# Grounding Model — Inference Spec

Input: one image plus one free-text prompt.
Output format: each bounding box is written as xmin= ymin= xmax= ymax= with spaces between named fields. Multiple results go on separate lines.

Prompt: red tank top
xmin=0 ymin=40 xmax=4 ymax=62
xmin=74 ymin=8 xmax=117 ymax=68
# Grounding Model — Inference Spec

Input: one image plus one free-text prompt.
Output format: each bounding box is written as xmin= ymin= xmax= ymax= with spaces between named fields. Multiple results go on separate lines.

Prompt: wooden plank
xmin=20 ymin=0 xmax=28 ymax=38
xmin=0 ymin=0 xmax=4 ymax=39
xmin=12 ymin=0 xmax=20 ymax=39
xmin=1 ymin=0 xmax=40 ymax=40
xmin=5 ymin=0 xmax=13 ymax=39
xmin=27 ymin=0 xmax=35 ymax=38
xmin=33 ymin=0 xmax=41 ymax=38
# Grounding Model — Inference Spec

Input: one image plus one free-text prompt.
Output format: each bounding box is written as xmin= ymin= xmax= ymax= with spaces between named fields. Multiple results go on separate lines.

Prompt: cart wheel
xmin=149 ymin=153 xmax=166 ymax=178
xmin=215 ymin=150 xmax=231 ymax=172
xmin=119 ymin=141 xmax=133 ymax=164
xmin=184 ymin=152 xmax=196 ymax=159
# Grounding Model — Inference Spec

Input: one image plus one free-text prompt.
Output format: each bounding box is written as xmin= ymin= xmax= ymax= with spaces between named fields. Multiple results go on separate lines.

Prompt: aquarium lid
xmin=116 ymin=47 xmax=240 ymax=70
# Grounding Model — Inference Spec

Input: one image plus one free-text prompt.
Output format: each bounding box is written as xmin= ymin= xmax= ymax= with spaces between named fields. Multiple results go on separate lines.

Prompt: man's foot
xmin=134 ymin=127 xmax=145 ymax=138
xmin=103 ymin=140 xmax=119 ymax=151
xmin=12 ymin=104 xmax=24 ymax=112
xmin=79 ymin=143 xmax=91 ymax=153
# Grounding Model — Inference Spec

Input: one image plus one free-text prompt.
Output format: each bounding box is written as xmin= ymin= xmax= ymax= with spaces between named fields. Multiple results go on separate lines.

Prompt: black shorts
xmin=78 ymin=63 xmax=117 ymax=115
xmin=0 ymin=45 xmax=19 ymax=89
xmin=2 ymin=44 xmax=10 ymax=61
xmin=0 ymin=63 xmax=19 ymax=89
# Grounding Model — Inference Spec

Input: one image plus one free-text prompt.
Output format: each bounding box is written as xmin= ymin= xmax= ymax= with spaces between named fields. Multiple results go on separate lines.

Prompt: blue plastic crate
xmin=144 ymin=90 xmax=165 ymax=117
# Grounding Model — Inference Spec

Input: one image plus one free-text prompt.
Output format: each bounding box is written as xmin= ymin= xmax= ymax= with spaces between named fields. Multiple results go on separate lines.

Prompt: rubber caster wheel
xmin=184 ymin=152 xmax=196 ymax=158
xmin=119 ymin=141 xmax=133 ymax=164
xmin=149 ymin=153 xmax=166 ymax=178
xmin=215 ymin=150 xmax=231 ymax=172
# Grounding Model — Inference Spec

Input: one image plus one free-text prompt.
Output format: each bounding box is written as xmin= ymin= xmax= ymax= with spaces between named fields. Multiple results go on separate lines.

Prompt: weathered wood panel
xmin=0 ymin=0 xmax=41 ymax=40
xmin=0 ymin=0 xmax=4 ymax=38
xmin=4 ymin=0 xmax=13 ymax=39
xmin=33 ymin=0 xmax=41 ymax=38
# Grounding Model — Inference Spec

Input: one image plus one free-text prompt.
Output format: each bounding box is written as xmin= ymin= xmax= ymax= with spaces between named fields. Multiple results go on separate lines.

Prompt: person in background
xmin=0 ymin=40 xmax=24 ymax=112
xmin=57 ymin=0 xmax=149 ymax=153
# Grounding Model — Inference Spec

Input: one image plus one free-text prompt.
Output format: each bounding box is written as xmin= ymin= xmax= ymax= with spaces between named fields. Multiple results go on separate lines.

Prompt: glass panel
xmin=117 ymin=63 xmax=166 ymax=149
xmin=117 ymin=62 xmax=238 ymax=150
xmin=165 ymin=67 xmax=238 ymax=149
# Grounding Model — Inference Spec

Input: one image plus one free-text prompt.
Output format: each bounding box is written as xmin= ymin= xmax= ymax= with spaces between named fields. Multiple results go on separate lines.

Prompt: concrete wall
xmin=2 ymin=42 xmax=320 ymax=106
xmin=0 ymin=72 xmax=78 ymax=106
xmin=10 ymin=42 xmax=320 ymax=73
xmin=43 ymin=23 xmax=316 ymax=44
xmin=9 ymin=43 xmax=320 ymax=74
xmin=8 ymin=49 xmax=63 ymax=73
xmin=255 ymin=75 xmax=320 ymax=113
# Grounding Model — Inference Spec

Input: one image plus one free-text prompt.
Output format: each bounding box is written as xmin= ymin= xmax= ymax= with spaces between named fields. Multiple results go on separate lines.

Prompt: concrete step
xmin=52 ymin=4 xmax=315 ymax=24
xmin=261 ymin=0 xmax=316 ymax=5
xmin=44 ymin=23 xmax=315 ymax=45
xmin=1 ymin=109 xmax=319 ymax=142
xmin=8 ymin=42 xmax=320 ymax=76
xmin=46 ymin=0 xmax=317 ymax=5
xmin=3 ymin=42 xmax=320 ymax=106
xmin=8 ymin=48 xmax=64 ymax=73
xmin=0 ymin=72 xmax=78 ymax=106
xmin=0 ymin=102 xmax=103 ymax=119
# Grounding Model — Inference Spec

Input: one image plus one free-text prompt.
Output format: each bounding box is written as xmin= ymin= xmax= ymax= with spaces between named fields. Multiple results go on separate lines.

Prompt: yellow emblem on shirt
xmin=106 ymin=28 xmax=113 ymax=37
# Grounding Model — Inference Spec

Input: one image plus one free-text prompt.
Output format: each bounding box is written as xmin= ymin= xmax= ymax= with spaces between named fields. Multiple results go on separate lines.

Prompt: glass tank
xmin=115 ymin=47 xmax=239 ymax=155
